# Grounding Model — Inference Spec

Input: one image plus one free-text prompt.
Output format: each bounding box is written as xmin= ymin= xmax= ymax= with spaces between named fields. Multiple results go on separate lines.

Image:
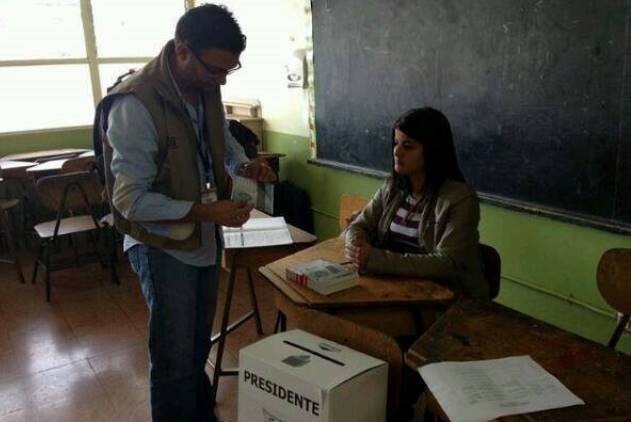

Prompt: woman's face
xmin=393 ymin=128 xmax=425 ymax=176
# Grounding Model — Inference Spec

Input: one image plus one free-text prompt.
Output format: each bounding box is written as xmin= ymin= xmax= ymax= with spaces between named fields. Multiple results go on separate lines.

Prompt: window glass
xmin=91 ymin=0 xmax=182 ymax=57
xmin=0 ymin=0 xmax=86 ymax=60
xmin=0 ymin=65 xmax=94 ymax=132
xmin=99 ymin=63 xmax=145 ymax=94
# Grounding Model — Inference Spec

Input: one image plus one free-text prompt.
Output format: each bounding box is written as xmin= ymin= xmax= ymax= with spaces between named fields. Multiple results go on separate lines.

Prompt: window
xmin=91 ymin=0 xmax=181 ymax=58
xmin=0 ymin=0 xmax=85 ymax=61
xmin=0 ymin=65 xmax=94 ymax=133
xmin=0 ymin=0 xmax=189 ymax=133
xmin=99 ymin=63 xmax=144 ymax=96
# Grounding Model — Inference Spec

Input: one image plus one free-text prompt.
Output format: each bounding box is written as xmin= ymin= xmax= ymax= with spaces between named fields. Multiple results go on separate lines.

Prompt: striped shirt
xmin=388 ymin=194 xmax=424 ymax=253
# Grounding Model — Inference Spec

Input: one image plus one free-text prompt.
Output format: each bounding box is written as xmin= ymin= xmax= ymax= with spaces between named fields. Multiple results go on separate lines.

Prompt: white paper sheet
xmin=418 ymin=355 xmax=584 ymax=422
xmin=222 ymin=217 xmax=292 ymax=248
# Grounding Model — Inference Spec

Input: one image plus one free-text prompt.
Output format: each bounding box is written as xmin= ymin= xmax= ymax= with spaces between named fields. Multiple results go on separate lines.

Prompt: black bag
xmin=273 ymin=181 xmax=314 ymax=234
xmin=228 ymin=120 xmax=259 ymax=159
xmin=92 ymin=69 xmax=137 ymax=185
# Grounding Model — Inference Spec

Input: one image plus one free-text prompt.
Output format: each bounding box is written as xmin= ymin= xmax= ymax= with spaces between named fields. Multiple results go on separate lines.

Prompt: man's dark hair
xmin=175 ymin=4 xmax=246 ymax=54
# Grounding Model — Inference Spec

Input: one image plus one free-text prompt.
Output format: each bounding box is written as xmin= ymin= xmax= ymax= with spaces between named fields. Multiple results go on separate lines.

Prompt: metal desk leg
xmin=211 ymin=250 xmax=240 ymax=402
xmin=273 ymin=311 xmax=287 ymax=333
xmin=246 ymin=269 xmax=263 ymax=335
xmin=209 ymin=251 xmax=269 ymax=402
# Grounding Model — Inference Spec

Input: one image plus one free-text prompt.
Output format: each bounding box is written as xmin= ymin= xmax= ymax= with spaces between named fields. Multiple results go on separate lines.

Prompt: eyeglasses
xmin=189 ymin=47 xmax=241 ymax=77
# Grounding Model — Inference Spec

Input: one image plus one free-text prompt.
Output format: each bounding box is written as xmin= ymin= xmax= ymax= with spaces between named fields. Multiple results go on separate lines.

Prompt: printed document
xmin=418 ymin=355 xmax=584 ymax=422
xmin=223 ymin=217 xmax=292 ymax=249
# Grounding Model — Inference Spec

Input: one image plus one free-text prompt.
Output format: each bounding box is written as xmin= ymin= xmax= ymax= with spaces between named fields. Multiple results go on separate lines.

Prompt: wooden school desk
xmin=24 ymin=153 xmax=96 ymax=180
xmin=210 ymin=209 xmax=316 ymax=400
xmin=0 ymin=160 xmax=37 ymax=179
xmin=1 ymin=148 xmax=89 ymax=163
xmin=405 ymin=298 xmax=631 ymax=421
xmin=25 ymin=158 xmax=69 ymax=179
xmin=259 ymin=237 xmax=456 ymax=337
xmin=0 ymin=160 xmax=39 ymax=242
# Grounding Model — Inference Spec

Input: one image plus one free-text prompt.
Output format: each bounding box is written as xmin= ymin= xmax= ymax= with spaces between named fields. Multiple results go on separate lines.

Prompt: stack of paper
xmin=418 ymin=355 xmax=584 ymax=422
xmin=286 ymin=259 xmax=359 ymax=295
xmin=222 ymin=217 xmax=292 ymax=249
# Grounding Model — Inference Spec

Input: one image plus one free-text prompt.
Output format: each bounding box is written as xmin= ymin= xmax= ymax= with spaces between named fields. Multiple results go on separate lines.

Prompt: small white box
xmin=238 ymin=329 xmax=388 ymax=422
xmin=223 ymin=98 xmax=261 ymax=117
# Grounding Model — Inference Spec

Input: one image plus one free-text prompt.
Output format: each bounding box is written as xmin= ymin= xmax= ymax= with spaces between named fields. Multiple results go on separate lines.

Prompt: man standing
xmin=96 ymin=5 xmax=275 ymax=421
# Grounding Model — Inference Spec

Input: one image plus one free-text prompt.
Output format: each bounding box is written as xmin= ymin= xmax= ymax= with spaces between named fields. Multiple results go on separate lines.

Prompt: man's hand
xmin=191 ymin=200 xmax=254 ymax=227
xmin=243 ymin=158 xmax=276 ymax=182
xmin=344 ymin=238 xmax=373 ymax=270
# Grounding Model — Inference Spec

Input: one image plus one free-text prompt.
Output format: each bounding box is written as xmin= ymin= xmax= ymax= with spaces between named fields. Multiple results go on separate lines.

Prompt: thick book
xmin=286 ymin=259 xmax=359 ymax=295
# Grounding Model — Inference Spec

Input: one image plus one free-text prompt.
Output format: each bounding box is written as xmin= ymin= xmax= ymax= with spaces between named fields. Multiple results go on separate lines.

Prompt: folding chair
xmin=339 ymin=193 xmax=369 ymax=231
xmin=480 ymin=243 xmax=501 ymax=300
xmin=32 ymin=171 xmax=118 ymax=301
xmin=60 ymin=156 xmax=96 ymax=173
xmin=597 ymin=248 xmax=631 ymax=348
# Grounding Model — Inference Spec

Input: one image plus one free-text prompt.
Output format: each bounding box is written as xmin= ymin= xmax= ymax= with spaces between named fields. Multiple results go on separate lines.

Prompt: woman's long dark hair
xmin=389 ymin=107 xmax=465 ymax=200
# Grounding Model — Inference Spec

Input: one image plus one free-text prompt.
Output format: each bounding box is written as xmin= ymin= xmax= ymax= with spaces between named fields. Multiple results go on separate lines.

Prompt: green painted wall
xmin=0 ymin=127 xmax=92 ymax=157
xmin=266 ymin=130 xmax=631 ymax=355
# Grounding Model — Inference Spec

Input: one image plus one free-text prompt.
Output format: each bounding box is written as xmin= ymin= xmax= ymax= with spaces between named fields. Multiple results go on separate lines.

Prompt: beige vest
xmin=100 ymin=40 xmax=228 ymax=250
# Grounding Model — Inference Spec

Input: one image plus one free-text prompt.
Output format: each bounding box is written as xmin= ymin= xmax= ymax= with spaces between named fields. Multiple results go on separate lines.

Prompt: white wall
xmin=218 ymin=0 xmax=310 ymax=138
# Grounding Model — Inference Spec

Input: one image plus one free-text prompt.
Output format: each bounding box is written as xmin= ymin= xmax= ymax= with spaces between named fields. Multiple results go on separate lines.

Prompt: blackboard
xmin=311 ymin=0 xmax=631 ymax=232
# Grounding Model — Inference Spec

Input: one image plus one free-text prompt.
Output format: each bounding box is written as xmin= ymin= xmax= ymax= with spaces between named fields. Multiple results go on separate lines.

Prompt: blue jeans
xmin=127 ymin=244 xmax=221 ymax=422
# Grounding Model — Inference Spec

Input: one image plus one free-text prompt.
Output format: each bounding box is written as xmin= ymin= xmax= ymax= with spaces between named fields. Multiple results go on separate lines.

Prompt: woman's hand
xmin=344 ymin=238 xmax=373 ymax=270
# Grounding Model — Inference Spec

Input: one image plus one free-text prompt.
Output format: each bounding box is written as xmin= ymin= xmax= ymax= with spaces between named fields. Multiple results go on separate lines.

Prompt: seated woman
xmin=344 ymin=107 xmax=488 ymax=300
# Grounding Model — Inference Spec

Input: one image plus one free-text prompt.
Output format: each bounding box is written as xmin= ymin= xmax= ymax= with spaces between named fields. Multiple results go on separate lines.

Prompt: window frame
xmin=0 ymin=0 xmax=195 ymax=135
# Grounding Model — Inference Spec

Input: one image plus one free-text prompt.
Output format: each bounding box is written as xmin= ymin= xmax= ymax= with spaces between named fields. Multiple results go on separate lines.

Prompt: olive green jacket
xmin=345 ymin=180 xmax=489 ymax=300
xmin=99 ymin=40 xmax=228 ymax=250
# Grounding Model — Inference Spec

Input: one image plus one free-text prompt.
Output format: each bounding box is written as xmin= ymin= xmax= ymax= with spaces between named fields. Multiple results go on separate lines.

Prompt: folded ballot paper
xmin=286 ymin=259 xmax=359 ymax=295
xmin=418 ymin=355 xmax=584 ymax=422
xmin=231 ymin=175 xmax=274 ymax=215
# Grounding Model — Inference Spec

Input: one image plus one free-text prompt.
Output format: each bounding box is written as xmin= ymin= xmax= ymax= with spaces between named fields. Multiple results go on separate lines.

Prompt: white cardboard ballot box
xmin=238 ymin=329 xmax=388 ymax=422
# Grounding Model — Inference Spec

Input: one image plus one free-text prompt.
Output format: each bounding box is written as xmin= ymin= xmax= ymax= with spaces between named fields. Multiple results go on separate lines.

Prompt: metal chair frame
xmin=32 ymin=172 xmax=118 ymax=301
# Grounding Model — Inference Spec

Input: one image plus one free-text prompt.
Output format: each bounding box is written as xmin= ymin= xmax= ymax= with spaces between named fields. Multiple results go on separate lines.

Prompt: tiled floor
xmin=0 ymin=254 xmax=278 ymax=422
xmin=1 ymin=253 xmax=427 ymax=422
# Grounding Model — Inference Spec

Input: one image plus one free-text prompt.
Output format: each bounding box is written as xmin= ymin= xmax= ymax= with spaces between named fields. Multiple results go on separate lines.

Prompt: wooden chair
xmin=480 ymin=243 xmax=501 ymax=300
xmin=339 ymin=193 xmax=369 ymax=230
xmin=60 ymin=156 xmax=96 ymax=173
xmin=597 ymin=248 xmax=631 ymax=348
xmin=274 ymin=293 xmax=403 ymax=417
xmin=62 ymin=158 xmax=118 ymax=266
xmin=32 ymin=171 xmax=118 ymax=301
